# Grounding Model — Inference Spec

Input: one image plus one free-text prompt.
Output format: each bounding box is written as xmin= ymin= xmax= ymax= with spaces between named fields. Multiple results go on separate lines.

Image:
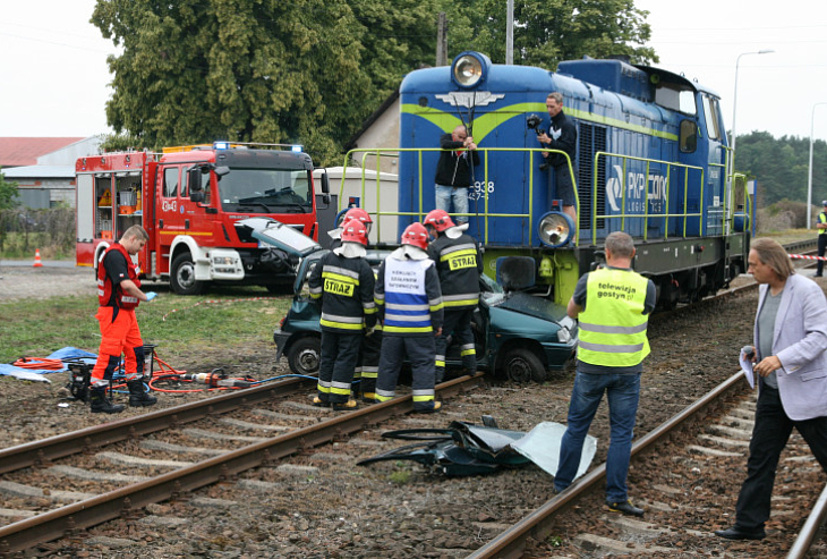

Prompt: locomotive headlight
xmin=451 ymin=52 xmax=491 ymax=89
xmin=538 ymin=212 xmax=575 ymax=247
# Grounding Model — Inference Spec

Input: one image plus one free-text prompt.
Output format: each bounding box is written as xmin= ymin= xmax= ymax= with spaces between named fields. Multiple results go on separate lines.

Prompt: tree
xmin=734 ymin=131 xmax=827 ymax=208
xmin=92 ymin=0 xmax=658 ymax=165
xmin=0 ymin=167 xmax=19 ymax=210
xmin=442 ymin=0 xmax=658 ymax=67
xmin=93 ymin=0 xmax=373 ymax=164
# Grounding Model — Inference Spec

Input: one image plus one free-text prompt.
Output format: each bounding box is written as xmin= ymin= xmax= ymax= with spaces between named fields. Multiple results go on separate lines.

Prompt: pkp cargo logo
xmin=606 ymin=164 xmax=667 ymax=214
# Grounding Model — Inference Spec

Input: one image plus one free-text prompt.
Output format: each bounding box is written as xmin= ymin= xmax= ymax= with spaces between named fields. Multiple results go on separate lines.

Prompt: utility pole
xmin=436 ymin=13 xmax=448 ymax=67
xmin=506 ymin=0 xmax=514 ymax=65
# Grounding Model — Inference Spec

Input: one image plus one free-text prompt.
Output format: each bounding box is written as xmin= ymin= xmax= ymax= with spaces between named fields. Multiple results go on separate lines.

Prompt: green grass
xmin=0 ymin=290 xmax=292 ymax=364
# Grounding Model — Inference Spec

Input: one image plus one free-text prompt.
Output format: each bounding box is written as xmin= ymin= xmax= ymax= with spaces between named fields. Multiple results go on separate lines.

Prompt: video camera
xmin=526 ymin=114 xmax=546 ymax=136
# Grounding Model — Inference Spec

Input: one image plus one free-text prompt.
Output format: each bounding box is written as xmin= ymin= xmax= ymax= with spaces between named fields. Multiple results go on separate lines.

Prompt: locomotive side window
xmin=680 ymin=120 xmax=698 ymax=153
xmin=702 ymin=95 xmax=723 ymax=141
xmin=163 ymin=167 xmax=178 ymax=198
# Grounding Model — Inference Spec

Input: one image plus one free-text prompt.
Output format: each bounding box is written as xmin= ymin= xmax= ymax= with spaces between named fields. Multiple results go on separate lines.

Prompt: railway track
xmin=0 ymin=373 xmax=486 ymax=555
xmin=469 ymin=372 xmax=827 ymax=558
xmin=1 ymin=240 xmax=824 ymax=557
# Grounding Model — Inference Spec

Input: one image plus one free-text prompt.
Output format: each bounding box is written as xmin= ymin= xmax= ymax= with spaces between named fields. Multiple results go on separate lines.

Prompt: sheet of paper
xmin=740 ymin=352 xmax=755 ymax=389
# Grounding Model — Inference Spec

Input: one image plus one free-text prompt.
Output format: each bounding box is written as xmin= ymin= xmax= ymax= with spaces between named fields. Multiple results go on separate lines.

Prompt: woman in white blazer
xmin=716 ymin=238 xmax=827 ymax=541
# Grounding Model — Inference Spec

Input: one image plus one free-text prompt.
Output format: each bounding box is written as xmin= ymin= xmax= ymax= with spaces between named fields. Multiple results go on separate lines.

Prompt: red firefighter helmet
xmin=341 ymin=219 xmax=369 ymax=246
xmin=339 ymin=207 xmax=372 ymax=233
xmin=423 ymin=209 xmax=455 ymax=233
xmin=401 ymin=222 xmax=429 ymax=250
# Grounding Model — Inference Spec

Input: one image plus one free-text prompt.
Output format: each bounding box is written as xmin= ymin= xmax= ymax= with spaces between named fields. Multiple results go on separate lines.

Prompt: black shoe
xmin=714 ymin=526 xmax=766 ymax=540
xmin=312 ymin=396 xmax=330 ymax=408
xmin=127 ymin=380 xmax=157 ymax=407
xmin=90 ymin=388 xmax=125 ymax=414
xmin=413 ymin=401 xmax=442 ymax=414
xmin=815 ymin=274 xmax=823 ymax=278
xmin=332 ymin=399 xmax=358 ymax=411
xmin=607 ymin=500 xmax=644 ymax=517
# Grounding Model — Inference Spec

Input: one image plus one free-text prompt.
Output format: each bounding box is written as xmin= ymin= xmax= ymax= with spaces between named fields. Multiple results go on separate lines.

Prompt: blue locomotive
xmin=346 ymin=51 xmax=751 ymax=309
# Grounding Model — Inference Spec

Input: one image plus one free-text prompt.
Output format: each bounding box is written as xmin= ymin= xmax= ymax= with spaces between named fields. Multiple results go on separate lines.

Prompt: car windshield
xmin=218 ymin=168 xmax=312 ymax=213
xmin=480 ymin=274 xmax=506 ymax=305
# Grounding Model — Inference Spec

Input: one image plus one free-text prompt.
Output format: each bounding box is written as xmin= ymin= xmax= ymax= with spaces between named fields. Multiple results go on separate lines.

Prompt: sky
xmin=1 ymin=0 xmax=827 ymax=141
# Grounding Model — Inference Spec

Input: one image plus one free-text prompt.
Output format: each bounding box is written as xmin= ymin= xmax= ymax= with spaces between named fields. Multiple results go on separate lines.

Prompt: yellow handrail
xmin=338 ymin=147 xmax=746 ymax=247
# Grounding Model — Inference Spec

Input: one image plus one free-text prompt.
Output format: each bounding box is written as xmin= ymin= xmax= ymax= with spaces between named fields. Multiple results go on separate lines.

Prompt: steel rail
xmin=0 ymin=376 xmax=318 ymax=476
xmin=0 ymin=372 xmax=485 ymax=554
xmin=467 ymin=371 xmax=746 ymax=559
xmin=786 ymin=481 xmax=827 ymax=559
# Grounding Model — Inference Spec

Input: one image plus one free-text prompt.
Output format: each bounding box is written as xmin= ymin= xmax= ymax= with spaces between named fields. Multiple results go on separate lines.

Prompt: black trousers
xmin=356 ymin=329 xmax=382 ymax=400
xmin=376 ymin=334 xmax=436 ymax=411
xmin=734 ymin=385 xmax=827 ymax=530
xmin=817 ymin=234 xmax=827 ymax=276
xmin=435 ymin=308 xmax=476 ymax=382
xmin=318 ymin=330 xmax=362 ymax=404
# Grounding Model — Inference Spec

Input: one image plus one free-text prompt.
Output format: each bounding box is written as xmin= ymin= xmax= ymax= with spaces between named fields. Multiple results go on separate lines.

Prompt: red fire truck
xmin=75 ymin=142 xmax=330 ymax=295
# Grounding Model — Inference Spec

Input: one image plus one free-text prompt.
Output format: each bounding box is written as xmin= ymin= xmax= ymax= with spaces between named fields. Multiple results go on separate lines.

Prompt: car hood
xmin=493 ymin=291 xmax=574 ymax=328
xmin=238 ymin=217 xmax=321 ymax=257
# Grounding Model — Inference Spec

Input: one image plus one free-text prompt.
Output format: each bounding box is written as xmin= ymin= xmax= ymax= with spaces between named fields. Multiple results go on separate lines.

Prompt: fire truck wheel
xmin=170 ymin=253 xmax=205 ymax=296
xmin=501 ymin=347 xmax=547 ymax=383
xmin=286 ymin=336 xmax=321 ymax=376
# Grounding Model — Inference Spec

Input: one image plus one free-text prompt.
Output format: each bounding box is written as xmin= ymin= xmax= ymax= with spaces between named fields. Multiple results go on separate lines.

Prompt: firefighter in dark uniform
xmin=816 ymin=200 xmax=827 ymax=277
xmin=328 ymin=207 xmax=373 ymax=249
xmin=308 ymin=219 xmax=376 ymax=410
xmin=326 ymin=207 xmax=382 ymax=401
xmin=375 ymin=223 xmax=444 ymax=413
xmin=90 ymin=225 xmax=158 ymax=414
xmin=423 ymin=209 xmax=483 ymax=383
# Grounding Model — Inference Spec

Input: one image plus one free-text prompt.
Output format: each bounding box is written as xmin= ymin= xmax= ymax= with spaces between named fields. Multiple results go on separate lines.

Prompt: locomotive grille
xmin=577 ymin=123 xmax=607 ymax=230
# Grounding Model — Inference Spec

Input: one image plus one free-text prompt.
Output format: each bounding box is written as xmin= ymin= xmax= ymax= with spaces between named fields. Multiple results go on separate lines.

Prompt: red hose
xmin=12 ymin=357 xmax=65 ymax=370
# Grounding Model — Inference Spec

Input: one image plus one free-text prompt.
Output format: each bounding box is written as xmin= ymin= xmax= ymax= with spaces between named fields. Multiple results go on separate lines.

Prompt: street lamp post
xmin=807 ymin=102 xmax=827 ymax=229
xmin=730 ymin=49 xmax=774 ymax=176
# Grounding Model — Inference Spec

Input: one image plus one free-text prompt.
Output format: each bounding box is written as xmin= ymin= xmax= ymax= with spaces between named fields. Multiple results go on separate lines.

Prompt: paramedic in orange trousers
xmin=90 ymin=225 xmax=158 ymax=413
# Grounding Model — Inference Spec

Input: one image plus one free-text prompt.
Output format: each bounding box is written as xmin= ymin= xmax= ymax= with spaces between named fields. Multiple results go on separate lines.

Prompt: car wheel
xmin=170 ymin=253 xmax=205 ymax=295
xmin=501 ymin=348 xmax=547 ymax=383
xmin=287 ymin=336 xmax=321 ymax=376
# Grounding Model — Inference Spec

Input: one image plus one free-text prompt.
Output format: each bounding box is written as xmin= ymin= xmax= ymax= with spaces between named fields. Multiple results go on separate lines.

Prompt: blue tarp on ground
xmin=0 ymin=347 xmax=97 ymax=382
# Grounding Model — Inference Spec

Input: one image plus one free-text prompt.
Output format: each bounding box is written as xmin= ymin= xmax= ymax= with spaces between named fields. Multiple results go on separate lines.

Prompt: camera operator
xmin=535 ymin=92 xmax=577 ymax=223
xmin=434 ymin=125 xmax=479 ymax=224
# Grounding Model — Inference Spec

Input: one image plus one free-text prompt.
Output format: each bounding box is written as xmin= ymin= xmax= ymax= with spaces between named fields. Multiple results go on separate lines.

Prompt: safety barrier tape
xmin=162 ymin=296 xmax=279 ymax=321
xmin=789 ymin=254 xmax=827 ymax=262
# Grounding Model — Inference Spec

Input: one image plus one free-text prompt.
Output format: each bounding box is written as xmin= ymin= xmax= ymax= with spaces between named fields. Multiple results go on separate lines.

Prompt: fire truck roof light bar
xmin=210 ymin=141 xmax=303 ymax=151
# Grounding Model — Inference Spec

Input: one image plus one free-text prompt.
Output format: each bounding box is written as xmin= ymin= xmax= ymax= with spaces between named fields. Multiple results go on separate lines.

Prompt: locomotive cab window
xmin=654 ymin=84 xmax=696 ymax=116
xmin=680 ymin=120 xmax=698 ymax=153
xmin=702 ymin=95 xmax=723 ymax=141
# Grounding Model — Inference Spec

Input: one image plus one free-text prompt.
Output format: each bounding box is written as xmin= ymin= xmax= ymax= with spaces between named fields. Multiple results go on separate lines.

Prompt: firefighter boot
xmin=90 ymin=387 xmax=125 ymax=414
xmin=127 ymin=380 xmax=157 ymax=407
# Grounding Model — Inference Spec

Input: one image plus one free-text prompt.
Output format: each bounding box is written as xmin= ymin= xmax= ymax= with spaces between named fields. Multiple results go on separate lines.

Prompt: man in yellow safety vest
xmin=554 ymin=231 xmax=656 ymax=517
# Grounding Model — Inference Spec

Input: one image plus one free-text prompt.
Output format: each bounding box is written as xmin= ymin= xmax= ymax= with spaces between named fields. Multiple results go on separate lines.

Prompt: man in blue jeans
xmin=554 ymin=231 xmax=656 ymax=516
xmin=434 ymin=125 xmax=480 ymax=224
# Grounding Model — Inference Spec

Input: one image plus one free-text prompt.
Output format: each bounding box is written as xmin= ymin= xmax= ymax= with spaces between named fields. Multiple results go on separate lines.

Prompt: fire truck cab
xmin=76 ymin=142 xmax=330 ymax=295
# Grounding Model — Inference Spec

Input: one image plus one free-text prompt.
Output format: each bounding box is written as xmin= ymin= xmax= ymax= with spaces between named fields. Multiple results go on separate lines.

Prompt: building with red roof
xmin=0 ymin=137 xmax=100 ymax=208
